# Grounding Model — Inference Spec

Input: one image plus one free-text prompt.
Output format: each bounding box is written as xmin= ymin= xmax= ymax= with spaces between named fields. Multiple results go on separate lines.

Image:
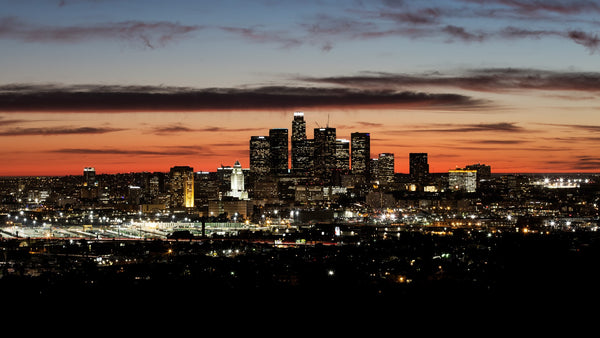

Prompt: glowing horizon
xmin=1 ymin=1 xmax=599 ymax=176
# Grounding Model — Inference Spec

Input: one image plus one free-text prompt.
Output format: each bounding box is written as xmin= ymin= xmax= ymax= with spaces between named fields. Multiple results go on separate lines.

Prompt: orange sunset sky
xmin=1 ymin=1 xmax=599 ymax=176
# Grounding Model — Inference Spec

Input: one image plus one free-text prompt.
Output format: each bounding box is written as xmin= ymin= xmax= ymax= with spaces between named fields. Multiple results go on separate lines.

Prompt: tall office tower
xmin=83 ymin=167 xmax=97 ymax=187
xmin=269 ymin=128 xmax=288 ymax=174
xmin=448 ymin=169 xmax=477 ymax=192
xmin=335 ymin=139 xmax=350 ymax=171
xmin=291 ymin=112 xmax=312 ymax=174
xmin=465 ymin=163 xmax=491 ymax=180
xmin=313 ymin=127 xmax=337 ymax=179
xmin=351 ymin=132 xmax=371 ymax=178
xmin=409 ymin=153 xmax=429 ymax=182
xmin=250 ymin=136 xmax=270 ymax=177
xmin=169 ymin=166 xmax=194 ymax=208
xmin=377 ymin=153 xmax=395 ymax=184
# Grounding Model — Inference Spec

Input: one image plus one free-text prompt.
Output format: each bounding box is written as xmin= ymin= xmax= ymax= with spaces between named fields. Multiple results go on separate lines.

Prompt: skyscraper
xmin=250 ymin=136 xmax=270 ymax=177
xmin=335 ymin=139 xmax=350 ymax=171
xmin=291 ymin=112 xmax=312 ymax=174
xmin=314 ymin=127 xmax=336 ymax=179
xmin=351 ymin=132 xmax=370 ymax=179
xmin=377 ymin=153 xmax=395 ymax=184
xmin=409 ymin=153 xmax=429 ymax=182
xmin=292 ymin=112 xmax=306 ymax=143
xmin=269 ymin=128 xmax=288 ymax=174
xmin=83 ymin=167 xmax=96 ymax=187
xmin=169 ymin=166 xmax=194 ymax=208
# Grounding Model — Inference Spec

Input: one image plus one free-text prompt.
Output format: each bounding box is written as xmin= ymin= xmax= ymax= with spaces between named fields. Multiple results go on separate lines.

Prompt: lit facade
xmin=83 ymin=167 xmax=96 ymax=187
xmin=228 ymin=160 xmax=248 ymax=200
xmin=169 ymin=166 xmax=194 ymax=208
xmin=250 ymin=136 xmax=270 ymax=177
xmin=291 ymin=112 xmax=313 ymax=174
xmin=376 ymin=153 xmax=394 ymax=184
xmin=269 ymin=128 xmax=289 ymax=174
xmin=351 ymin=132 xmax=370 ymax=177
xmin=335 ymin=139 xmax=350 ymax=171
xmin=314 ymin=127 xmax=337 ymax=179
xmin=448 ymin=169 xmax=477 ymax=193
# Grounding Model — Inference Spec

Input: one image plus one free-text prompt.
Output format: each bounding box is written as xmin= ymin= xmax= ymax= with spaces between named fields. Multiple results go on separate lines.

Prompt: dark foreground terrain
xmin=2 ymin=228 xmax=600 ymax=316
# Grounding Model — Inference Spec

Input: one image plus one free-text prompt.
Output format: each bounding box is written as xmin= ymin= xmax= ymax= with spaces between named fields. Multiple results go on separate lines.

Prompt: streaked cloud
xmin=0 ymin=83 xmax=487 ymax=112
xmin=298 ymin=68 xmax=600 ymax=93
xmin=151 ymin=124 xmax=264 ymax=135
xmin=540 ymin=123 xmax=600 ymax=132
xmin=403 ymin=122 xmax=527 ymax=133
xmin=51 ymin=146 xmax=213 ymax=156
xmin=0 ymin=126 xmax=125 ymax=136
xmin=0 ymin=16 xmax=203 ymax=49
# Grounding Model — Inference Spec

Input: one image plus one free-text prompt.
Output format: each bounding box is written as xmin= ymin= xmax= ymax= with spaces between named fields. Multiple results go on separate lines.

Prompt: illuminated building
xmin=409 ymin=153 xmax=429 ymax=182
xmin=169 ymin=166 xmax=194 ymax=208
xmin=335 ymin=139 xmax=350 ymax=171
xmin=351 ymin=132 xmax=370 ymax=178
xmin=448 ymin=169 xmax=477 ymax=192
xmin=228 ymin=160 xmax=248 ymax=200
xmin=269 ymin=128 xmax=289 ymax=174
xmin=376 ymin=153 xmax=394 ymax=184
xmin=314 ymin=127 xmax=337 ymax=179
xmin=250 ymin=136 xmax=270 ymax=177
xmin=291 ymin=112 xmax=305 ymax=169
xmin=83 ymin=167 xmax=97 ymax=187
xmin=465 ymin=163 xmax=492 ymax=180
xmin=291 ymin=112 xmax=313 ymax=174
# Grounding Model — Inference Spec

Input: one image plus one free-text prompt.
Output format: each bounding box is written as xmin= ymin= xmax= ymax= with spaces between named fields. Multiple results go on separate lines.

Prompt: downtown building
xmin=269 ymin=128 xmax=289 ymax=175
xmin=313 ymin=127 xmax=337 ymax=180
xmin=249 ymin=136 xmax=271 ymax=178
xmin=372 ymin=153 xmax=395 ymax=185
xmin=351 ymin=132 xmax=371 ymax=181
xmin=291 ymin=112 xmax=313 ymax=175
xmin=169 ymin=166 xmax=195 ymax=209
xmin=409 ymin=153 xmax=429 ymax=183
xmin=448 ymin=169 xmax=478 ymax=193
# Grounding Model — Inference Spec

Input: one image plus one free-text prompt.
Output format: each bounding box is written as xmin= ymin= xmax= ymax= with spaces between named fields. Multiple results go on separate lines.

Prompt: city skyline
xmin=1 ymin=1 xmax=600 ymax=176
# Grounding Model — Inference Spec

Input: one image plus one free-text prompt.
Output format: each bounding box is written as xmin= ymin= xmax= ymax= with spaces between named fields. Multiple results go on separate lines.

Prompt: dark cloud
xmin=0 ymin=117 xmax=30 ymax=125
xmin=299 ymin=68 xmax=600 ymax=93
xmin=541 ymin=123 xmax=600 ymax=133
xmin=219 ymin=26 xmax=302 ymax=49
xmin=568 ymin=30 xmax=600 ymax=53
xmin=357 ymin=121 xmax=384 ymax=127
xmin=406 ymin=122 xmax=526 ymax=133
xmin=297 ymin=1 xmax=600 ymax=53
xmin=152 ymin=124 xmax=264 ymax=134
xmin=469 ymin=139 xmax=529 ymax=144
xmin=545 ymin=155 xmax=600 ymax=170
xmin=463 ymin=0 xmax=600 ymax=15
xmin=0 ymin=126 xmax=125 ymax=136
xmin=0 ymin=83 xmax=487 ymax=112
xmin=51 ymin=146 xmax=211 ymax=156
xmin=442 ymin=25 xmax=487 ymax=42
xmin=0 ymin=16 xmax=203 ymax=49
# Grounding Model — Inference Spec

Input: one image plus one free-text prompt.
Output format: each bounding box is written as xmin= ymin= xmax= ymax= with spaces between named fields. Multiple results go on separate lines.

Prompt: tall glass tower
xmin=291 ymin=112 xmax=311 ymax=174
xmin=351 ymin=132 xmax=370 ymax=179
xmin=313 ymin=127 xmax=336 ymax=179
xmin=250 ymin=136 xmax=270 ymax=177
xmin=269 ymin=128 xmax=288 ymax=174
xmin=409 ymin=153 xmax=429 ymax=182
